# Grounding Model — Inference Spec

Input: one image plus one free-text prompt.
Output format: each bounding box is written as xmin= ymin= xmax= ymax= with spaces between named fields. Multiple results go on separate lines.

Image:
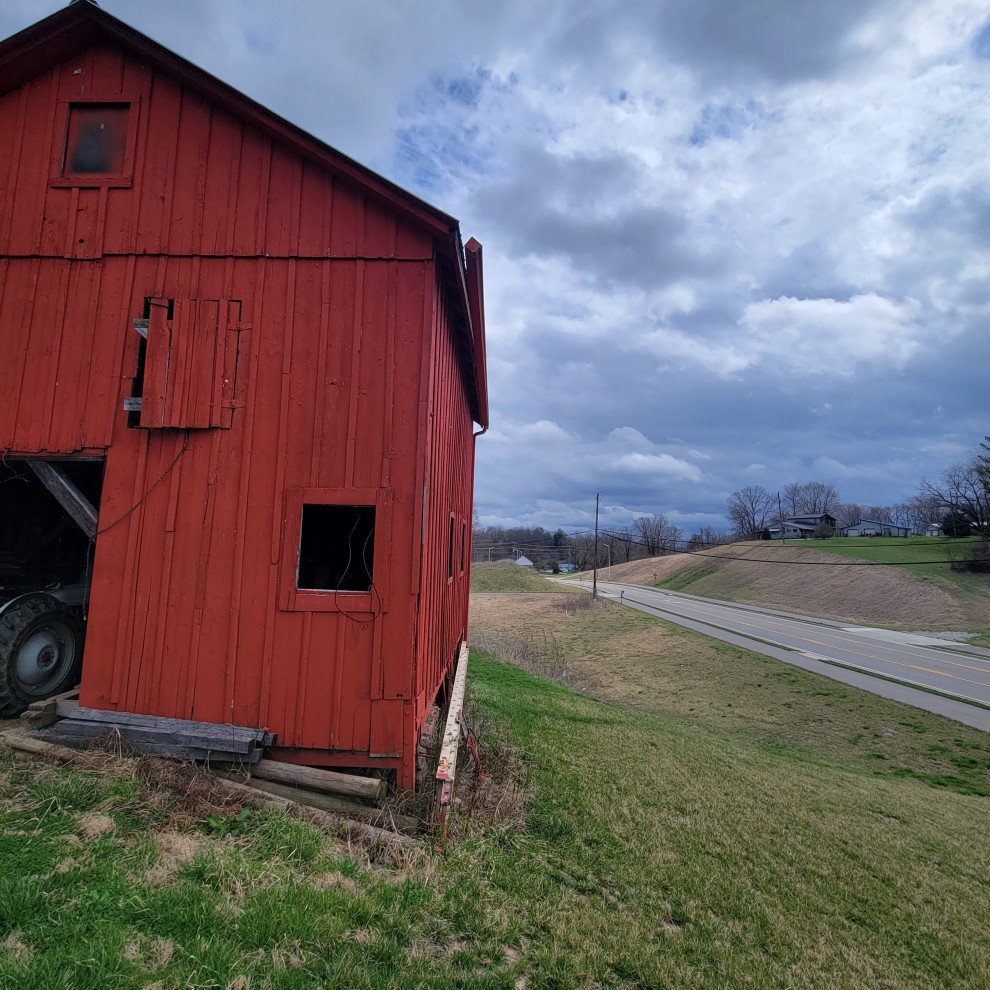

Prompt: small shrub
xmin=950 ymin=538 xmax=990 ymax=573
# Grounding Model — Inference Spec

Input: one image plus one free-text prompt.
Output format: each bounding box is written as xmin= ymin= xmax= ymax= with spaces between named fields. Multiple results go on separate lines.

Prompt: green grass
xmin=471 ymin=564 xmax=580 ymax=593
xmin=465 ymin=655 xmax=990 ymax=988
xmin=3 ymin=596 xmax=990 ymax=988
xmin=471 ymin=594 xmax=990 ymax=797
xmin=801 ymin=535 xmax=982 ymax=585
xmin=655 ymin=559 xmax=720 ymax=591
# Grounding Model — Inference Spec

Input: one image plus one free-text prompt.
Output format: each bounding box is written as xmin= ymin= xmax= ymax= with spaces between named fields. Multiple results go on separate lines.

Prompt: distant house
xmin=840 ymin=519 xmax=911 ymax=538
xmin=558 ymin=563 xmax=576 ymax=573
xmin=514 ymin=556 xmax=534 ymax=567
xmin=923 ymin=522 xmax=943 ymax=537
xmin=769 ymin=513 xmax=837 ymax=539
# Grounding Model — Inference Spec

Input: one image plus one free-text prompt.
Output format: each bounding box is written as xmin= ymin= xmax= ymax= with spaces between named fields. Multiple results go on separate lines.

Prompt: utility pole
xmin=592 ymin=493 xmax=600 ymax=600
xmin=778 ymin=491 xmax=785 ymax=544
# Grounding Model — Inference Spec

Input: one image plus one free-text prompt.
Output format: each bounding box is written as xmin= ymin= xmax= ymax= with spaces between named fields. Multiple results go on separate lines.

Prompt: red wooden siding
xmin=0 ymin=24 xmax=484 ymax=790
xmin=415 ymin=272 xmax=477 ymax=731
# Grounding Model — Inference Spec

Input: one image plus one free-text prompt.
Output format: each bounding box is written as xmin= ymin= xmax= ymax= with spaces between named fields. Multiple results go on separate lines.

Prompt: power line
xmin=525 ymin=528 xmax=974 ymax=567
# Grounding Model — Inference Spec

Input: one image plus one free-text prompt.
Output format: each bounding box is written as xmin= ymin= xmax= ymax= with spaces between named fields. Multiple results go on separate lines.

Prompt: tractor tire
xmin=0 ymin=593 xmax=84 ymax=717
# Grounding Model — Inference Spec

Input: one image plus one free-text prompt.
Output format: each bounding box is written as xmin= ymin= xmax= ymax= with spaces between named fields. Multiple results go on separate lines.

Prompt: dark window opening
xmin=128 ymin=298 xmax=174 ymax=428
xmin=0 ymin=458 xmax=104 ymax=599
xmin=460 ymin=521 xmax=466 ymax=574
xmin=298 ymin=504 xmax=375 ymax=591
xmin=63 ymin=103 xmax=130 ymax=176
xmin=448 ymin=517 xmax=455 ymax=580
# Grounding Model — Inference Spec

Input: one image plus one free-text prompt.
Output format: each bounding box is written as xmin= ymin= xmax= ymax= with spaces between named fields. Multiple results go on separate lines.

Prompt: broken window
xmin=297 ymin=504 xmax=376 ymax=592
xmin=63 ymin=103 xmax=130 ymax=176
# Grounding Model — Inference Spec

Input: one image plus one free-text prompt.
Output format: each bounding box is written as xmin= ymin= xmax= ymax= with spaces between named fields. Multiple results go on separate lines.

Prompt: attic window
xmin=297 ymin=504 xmax=376 ymax=592
xmin=63 ymin=103 xmax=130 ymax=176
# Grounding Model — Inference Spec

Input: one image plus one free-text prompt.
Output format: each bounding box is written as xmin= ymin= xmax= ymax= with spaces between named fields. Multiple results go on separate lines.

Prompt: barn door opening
xmin=0 ymin=457 xmax=104 ymax=715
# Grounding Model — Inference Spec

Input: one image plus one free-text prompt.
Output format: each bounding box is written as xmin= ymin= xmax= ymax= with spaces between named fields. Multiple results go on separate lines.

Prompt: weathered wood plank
xmin=43 ymin=727 xmax=253 ymax=763
xmin=219 ymin=774 xmax=419 ymax=837
xmin=61 ymin=706 xmax=269 ymax=751
xmin=26 ymin=459 xmax=98 ymax=540
xmin=232 ymin=776 xmax=417 ymax=833
xmin=252 ymin=759 xmax=385 ymax=801
xmin=436 ymin=641 xmax=468 ymax=807
xmin=50 ymin=719 xmax=263 ymax=758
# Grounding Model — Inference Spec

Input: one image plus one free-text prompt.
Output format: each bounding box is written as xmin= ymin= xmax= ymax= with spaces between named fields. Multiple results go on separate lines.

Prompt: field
xmin=3 ymin=591 xmax=989 ymax=988
xmin=471 ymin=561 xmax=583 ymax=593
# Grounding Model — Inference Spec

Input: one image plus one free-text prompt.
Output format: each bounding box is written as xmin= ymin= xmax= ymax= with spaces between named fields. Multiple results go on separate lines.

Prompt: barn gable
xmin=0 ymin=0 xmax=487 ymax=428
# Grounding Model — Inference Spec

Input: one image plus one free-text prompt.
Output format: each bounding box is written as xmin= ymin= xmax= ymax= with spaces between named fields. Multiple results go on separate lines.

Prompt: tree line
xmin=471 ymin=515 xmax=731 ymax=571
xmin=472 ymin=436 xmax=989 ymax=572
xmin=725 ymin=435 xmax=990 ymax=541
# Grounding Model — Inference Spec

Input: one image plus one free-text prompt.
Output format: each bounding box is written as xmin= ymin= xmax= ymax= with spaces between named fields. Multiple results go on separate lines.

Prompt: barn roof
xmin=0 ymin=0 xmax=488 ymax=428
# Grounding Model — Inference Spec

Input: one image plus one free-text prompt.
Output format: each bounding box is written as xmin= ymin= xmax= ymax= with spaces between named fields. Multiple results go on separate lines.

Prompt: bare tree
xmin=603 ymin=527 xmax=638 ymax=563
xmin=726 ymin=486 xmax=774 ymax=540
xmin=797 ymin=481 xmax=840 ymax=515
xmin=783 ymin=482 xmax=803 ymax=516
xmin=687 ymin=525 xmax=732 ymax=550
xmin=905 ymin=492 xmax=945 ymax=534
xmin=633 ymin=514 xmax=680 ymax=556
xmin=978 ymin=436 xmax=990 ymax=494
xmin=862 ymin=505 xmax=893 ymax=523
xmin=572 ymin=534 xmax=597 ymax=572
xmin=834 ymin=503 xmax=862 ymax=528
xmin=919 ymin=460 xmax=989 ymax=530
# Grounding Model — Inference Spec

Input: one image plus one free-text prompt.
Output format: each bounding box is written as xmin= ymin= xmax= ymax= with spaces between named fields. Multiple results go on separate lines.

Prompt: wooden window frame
xmin=279 ymin=487 xmax=390 ymax=613
xmin=447 ymin=513 xmax=455 ymax=584
xmin=50 ymin=94 xmax=141 ymax=188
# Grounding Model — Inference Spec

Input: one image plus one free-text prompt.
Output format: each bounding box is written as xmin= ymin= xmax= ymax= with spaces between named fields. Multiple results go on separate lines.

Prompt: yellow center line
xmin=658 ymin=598 xmax=990 ymax=675
xmin=800 ymin=643 xmax=990 ymax=688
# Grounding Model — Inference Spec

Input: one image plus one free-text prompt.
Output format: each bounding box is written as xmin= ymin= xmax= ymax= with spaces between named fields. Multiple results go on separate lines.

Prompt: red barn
xmin=0 ymin=2 xmax=488 ymax=790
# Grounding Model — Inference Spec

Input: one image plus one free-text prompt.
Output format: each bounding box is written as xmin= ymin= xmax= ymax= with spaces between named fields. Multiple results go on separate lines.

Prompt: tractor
xmin=0 ymin=459 xmax=102 ymax=716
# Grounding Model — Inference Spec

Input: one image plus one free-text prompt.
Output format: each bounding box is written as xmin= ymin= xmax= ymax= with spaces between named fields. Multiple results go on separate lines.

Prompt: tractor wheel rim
xmin=15 ymin=625 xmax=75 ymax=690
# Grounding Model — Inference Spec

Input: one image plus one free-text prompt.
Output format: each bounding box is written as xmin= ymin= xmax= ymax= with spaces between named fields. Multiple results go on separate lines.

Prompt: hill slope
xmin=470 ymin=561 xmax=576 ymax=593
xmin=574 ymin=542 xmax=989 ymax=631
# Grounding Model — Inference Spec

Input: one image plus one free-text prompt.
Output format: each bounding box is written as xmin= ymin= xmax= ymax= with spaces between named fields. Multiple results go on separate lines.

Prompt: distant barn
xmin=0 ymin=2 xmax=488 ymax=789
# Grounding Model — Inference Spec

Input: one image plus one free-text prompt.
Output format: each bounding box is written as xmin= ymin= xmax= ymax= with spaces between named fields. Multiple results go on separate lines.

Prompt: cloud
xmin=738 ymin=294 xmax=924 ymax=375
xmin=1 ymin=0 xmax=984 ymax=533
xmin=643 ymin=0 xmax=897 ymax=84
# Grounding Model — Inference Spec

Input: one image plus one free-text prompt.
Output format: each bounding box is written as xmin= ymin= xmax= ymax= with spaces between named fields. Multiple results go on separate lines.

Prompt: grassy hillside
xmin=2 ymin=594 xmax=989 ymax=987
xmin=470 ymin=593 xmax=990 ymax=795
xmin=471 ymin=562 xmax=578 ymax=593
xmin=794 ymin=535 xmax=982 ymax=583
xmin=587 ymin=541 xmax=990 ymax=635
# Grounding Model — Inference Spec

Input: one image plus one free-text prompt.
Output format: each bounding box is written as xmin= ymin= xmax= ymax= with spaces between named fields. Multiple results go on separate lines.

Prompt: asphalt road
xmin=581 ymin=579 xmax=990 ymax=732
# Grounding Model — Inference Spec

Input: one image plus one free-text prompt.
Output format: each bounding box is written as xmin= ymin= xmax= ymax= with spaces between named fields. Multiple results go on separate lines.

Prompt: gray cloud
xmin=642 ymin=0 xmax=897 ymax=83
xmin=474 ymin=148 xmax=725 ymax=288
xmin=1 ymin=0 xmax=984 ymax=534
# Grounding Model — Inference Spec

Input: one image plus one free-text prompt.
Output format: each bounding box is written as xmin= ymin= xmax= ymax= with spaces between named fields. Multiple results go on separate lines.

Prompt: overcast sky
xmin=4 ymin=1 xmax=988 ymax=535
